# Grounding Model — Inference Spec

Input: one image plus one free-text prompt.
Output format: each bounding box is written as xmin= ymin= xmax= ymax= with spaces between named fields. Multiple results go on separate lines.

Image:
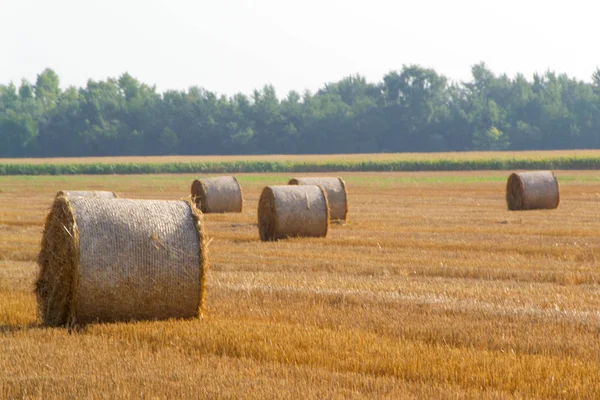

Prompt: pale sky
xmin=0 ymin=0 xmax=598 ymax=97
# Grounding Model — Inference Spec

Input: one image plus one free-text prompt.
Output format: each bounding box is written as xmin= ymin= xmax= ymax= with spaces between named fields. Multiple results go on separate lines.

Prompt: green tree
xmin=0 ymin=111 xmax=38 ymax=156
xmin=19 ymin=79 xmax=35 ymax=101
xmin=381 ymin=65 xmax=449 ymax=151
xmin=35 ymin=68 xmax=61 ymax=110
xmin=592 ymin=68 xmax=600 ymax=95
xmin=3 ymin=66 xmax=600 ymax=157
xmin=0 ymin=83 xmax=19 ymax=111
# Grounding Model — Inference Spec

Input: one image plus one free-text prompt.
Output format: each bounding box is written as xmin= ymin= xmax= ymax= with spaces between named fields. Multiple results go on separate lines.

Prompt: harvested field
xmin=1 ymin=170 xmax=600 ymax=398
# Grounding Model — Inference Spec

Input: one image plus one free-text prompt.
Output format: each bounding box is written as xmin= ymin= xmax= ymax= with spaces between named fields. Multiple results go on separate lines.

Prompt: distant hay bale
xmin=288 ymin=177 xmax=348 ymax=221
xmin=35 ymin=196 xmax=208 ymax=327
xmin=506 ymin=171 xmax=560 ymax=211
xmin=191 ymin=176 xmax=243 ymax=213
xmin=258 ymin=185 xmax=329 ymax=241
xmin=56 ymin=190 xmax=117 ymax=199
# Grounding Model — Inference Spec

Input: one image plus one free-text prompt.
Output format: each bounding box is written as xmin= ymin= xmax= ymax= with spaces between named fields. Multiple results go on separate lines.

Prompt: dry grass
xmin=2 ymin=170 xmax=600 ymax=398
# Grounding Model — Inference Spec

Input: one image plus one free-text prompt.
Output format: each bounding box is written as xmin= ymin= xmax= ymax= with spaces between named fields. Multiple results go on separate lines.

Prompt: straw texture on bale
xmin=35 ymin=196 xmax=208 ymax=327
xmin=56 ymin=190 xmax=117 ymax=199
xmin=191 ymin=176 xmax=243 ymax=213
xmin=288 ymin=177 xmax=348 ymax=221
xmin=506 ymin=171 xmax=560 ymax=211
xmin=258 ymin=185 xmax=329 ymax=241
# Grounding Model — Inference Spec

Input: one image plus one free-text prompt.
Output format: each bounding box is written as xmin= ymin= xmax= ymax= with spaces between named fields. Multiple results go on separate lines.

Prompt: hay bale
xmin=191 ymin=176 xmax=243 ymax=213
xmin=288 ymin=177 xmax=348 ymax=221
xmin=56 ymin=190 xmax=117 ymax=199
xmin=258 ymin=185 xmax=329 ymax=241
xmin=506 ymin=171 xmax=560 ymax=210
xmin=35 ymin=196 xmax=208 ymax=326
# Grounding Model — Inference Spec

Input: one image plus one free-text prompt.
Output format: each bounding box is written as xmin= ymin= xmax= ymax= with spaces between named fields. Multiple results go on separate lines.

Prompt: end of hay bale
xmin=186 ymin=199 xmax=209 ymax=316
xmin=258 ymin=187 xmax=278 ymax=241
xmin=337 ymin=176 xmax=349 ymax=222
xmin=505 ymin=173 xmax=524 ymax=211
xmin=191 ymin=180 xmax=208 ymax=213
xmin=36 ymin=195 xmax=79 ymax=327
xmin=231 ymin=176 xmax=244 ymax=213
xmin=322 ymin=187 xmax=331 ymax=234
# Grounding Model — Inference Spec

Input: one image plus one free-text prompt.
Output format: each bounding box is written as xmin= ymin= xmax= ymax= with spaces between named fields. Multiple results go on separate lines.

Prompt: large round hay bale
xmin=56 ymin=190 xmax=117 ymax=199
xmin=258 ymin=185 xmax=329 ymax=241
xmin=191 ymin=176 xmax=243 ymax=213
xmin=506 ymin=171 xmax=560 ymax=211
xmin=35 ymin=196 xmax=208 ymax=327
xmin=288 ymin=177 xmax=348 ymax=221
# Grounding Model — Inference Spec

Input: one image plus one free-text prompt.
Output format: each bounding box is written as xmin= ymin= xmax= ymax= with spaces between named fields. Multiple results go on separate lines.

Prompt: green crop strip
xmin=2 ymin=157 xmax=600 ymax=175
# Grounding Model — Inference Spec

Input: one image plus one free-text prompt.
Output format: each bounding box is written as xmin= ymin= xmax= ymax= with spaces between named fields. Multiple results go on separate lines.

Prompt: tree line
xmin=1 ymin=64 xmax=600 ymax=157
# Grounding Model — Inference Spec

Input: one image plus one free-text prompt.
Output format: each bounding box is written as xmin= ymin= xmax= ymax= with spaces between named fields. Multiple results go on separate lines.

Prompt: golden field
xmin=3 ymin=149 xmax=600 ymax=164
xmin=1 ymin=170 xmax=600 ymax=398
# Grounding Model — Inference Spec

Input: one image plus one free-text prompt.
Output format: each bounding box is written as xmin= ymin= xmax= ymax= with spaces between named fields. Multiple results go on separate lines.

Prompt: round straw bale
xmin=506 ymin=171 xmax=560 ymax=211
xmin=35 ymin=196 xmax=207 ymax=326
xmin=288 ymin=177 xmax=348 ymax=221
xmin=191 ymin=176 xmax=243 ymax=213
xmin=258 ymin=185 xmax=329 ymax=241
xmin=56 ymin=190 xmax=117 ymax=199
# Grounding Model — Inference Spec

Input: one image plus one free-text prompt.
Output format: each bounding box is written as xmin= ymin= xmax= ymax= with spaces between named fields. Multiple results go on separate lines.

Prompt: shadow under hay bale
xmin=288 ymin=177 xmax=348 ymax=221
xmin=191 ymin=176 xmax=243 ymax=213
xmin=56 ymin=190 xmax=117 ymax=199
xmin=506 ymin=171 xmax=560 ymax=211
xmin=36 ymin=196 xmax=208 ymax=327
xmin=258 ymin=185 xmax=329 ymax=241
